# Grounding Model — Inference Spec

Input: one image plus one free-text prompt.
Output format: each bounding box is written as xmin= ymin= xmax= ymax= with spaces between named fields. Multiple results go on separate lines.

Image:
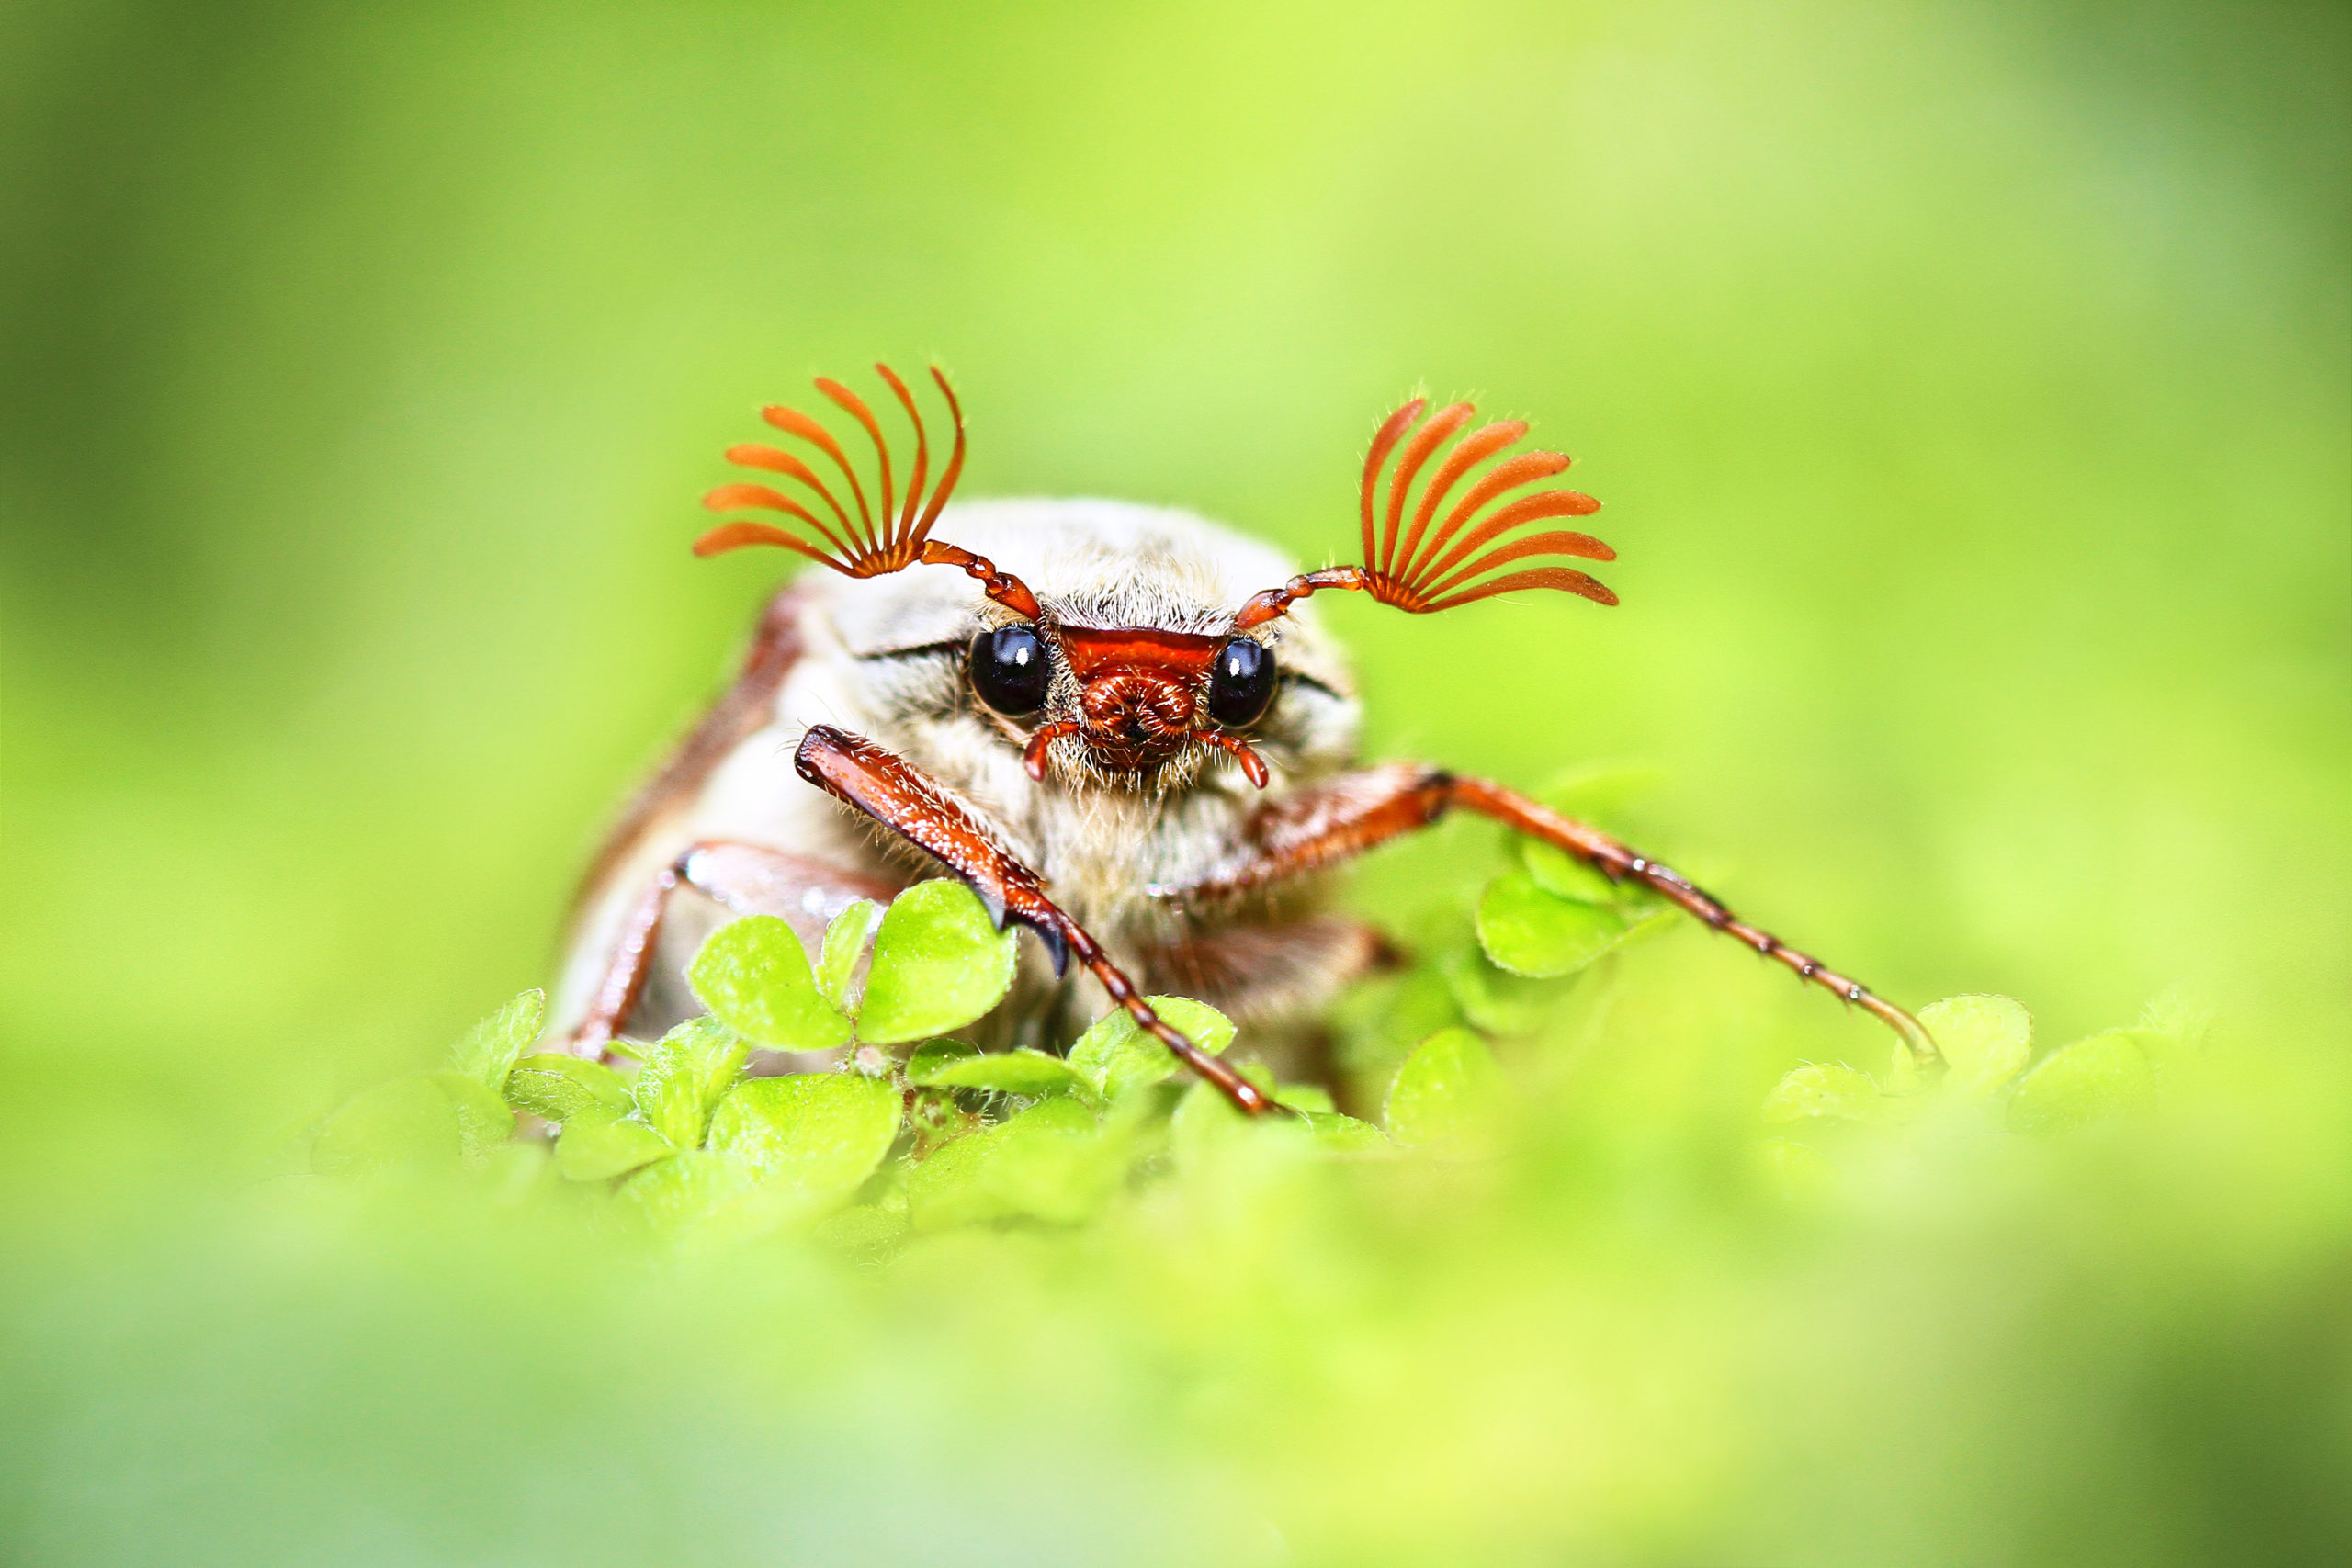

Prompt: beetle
xmin=551 ymin=364 xmax=1934 ymax=1114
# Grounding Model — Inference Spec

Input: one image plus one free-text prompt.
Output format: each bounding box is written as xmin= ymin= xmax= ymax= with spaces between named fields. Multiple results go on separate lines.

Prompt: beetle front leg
xmin=794 ymin=724 xmax=1276 ymax=1115
xmin=1156 ymin=763 xmax=1938 ymax=1064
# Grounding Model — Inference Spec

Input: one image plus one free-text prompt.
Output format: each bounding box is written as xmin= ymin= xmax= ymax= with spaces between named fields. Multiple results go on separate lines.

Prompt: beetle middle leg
xmin=568 ymin=842 xmax=898 ymax=1058
xmin=794 ymin=724 xmax=1276 ymax=1115
xmin=1151 ymin=763 xmax=1938 ymax=1063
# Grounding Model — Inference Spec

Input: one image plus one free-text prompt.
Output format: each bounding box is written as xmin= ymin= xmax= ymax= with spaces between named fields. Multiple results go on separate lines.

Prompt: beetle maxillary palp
xmin=1021 ymin=721 xmax=1082 ymax=781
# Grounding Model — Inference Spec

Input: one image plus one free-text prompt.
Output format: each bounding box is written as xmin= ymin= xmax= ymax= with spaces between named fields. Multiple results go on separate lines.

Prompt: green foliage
xmin=2007 ymin=1029 xmax=2163 ymax=1135
xmin=1068 ymin=995 xmax=1237 ymax=1100
xmin=309 ymin=991 xmax=545 ymax=1175
xmin=707 ymin=1075 xmax=900 ymax=1199
xmin=1473 ymin=779 xmax=1678 ymax=978
xmin=282 ymin=786 xmax=2290 ymax=1567
xmin=176 ymin=817 xmax=2335 ymax=1568
xmin=1760 ymin=1062 xmax=1893 ymax=1126
xmin=911 ymin=1047 xmax=1094 ymax=1100
xmin=325 ymin=846 xmax=2226 ymax=1262
xmin=1384 ymin=1027 xmax=1508 ymax=1151
xmin=446 ymin=987 xmax=544 ymax=1091
xmin=503 ymin=1054 xmax=631 ymax=1122
xmin=854 ymin=880 xmax=1019 ymax=1044
xmin=346 ymin=876 xmax=1489 ymax=1244
xmin=687 ymin=914 xmax=851 ymax=1053
xmin=1918 ymin=993 xmax=2035 ymax=1098
xmin=553 ymin=1108 xmax=673 ymax=1182
xmin=813 ymin=898 xmax=883 ymax=1012
xmin=1760 ymin=990 xmax=2211 ymax=1188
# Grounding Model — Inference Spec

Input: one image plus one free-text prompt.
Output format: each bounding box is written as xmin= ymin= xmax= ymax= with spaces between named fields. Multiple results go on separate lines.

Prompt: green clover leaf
xmin=856 ymin=881 xmax=1020 ymax=1044
xmin=2007 ymin=1029 xmax=2161 ymax=1134
xmin=503 ymin=1054 xmax=633 ymax=1124
xmin=689 ymin=915 xmax=853 ymax=1054
xmin=1068 ymin=997 xmax=1237 ymax=1100
xmin=1917 ymin=994 xmax=2032 ymax=1098
xmin=814 ymin=898 xmax=884 ymax=1012
xmin=706 ymin=1073 xmax=902 ymax=1201
xmin=910 ymin=1046 xmax=1092 ymax=1100
xmin=446 ymin=988 xmax=545 ymax=1092
xmin=1384 ymin=1027 xmax=1509 ymax=1152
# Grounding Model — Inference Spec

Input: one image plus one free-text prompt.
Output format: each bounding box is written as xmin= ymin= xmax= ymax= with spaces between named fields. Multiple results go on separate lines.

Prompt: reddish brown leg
xmin=1153 ymin=763 xmax=1938 ymax=1063
xmin=569 ymin=842 xmax=896 ymax=1058
xmin=794 ymin=724 xmax=1276 ymax=1114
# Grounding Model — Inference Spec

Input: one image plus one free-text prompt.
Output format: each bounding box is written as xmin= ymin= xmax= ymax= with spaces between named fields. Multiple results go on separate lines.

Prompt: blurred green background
xmin=3 ymin=2 xmax=2345 ymax=1564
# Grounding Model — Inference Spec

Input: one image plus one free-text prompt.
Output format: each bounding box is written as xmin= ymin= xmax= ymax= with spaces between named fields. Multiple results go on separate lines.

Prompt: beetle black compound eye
xmin=969 ymin=626 xmax=1050 ymax=717
xmin=1205 ymin=637 xmax=1276 ymax=728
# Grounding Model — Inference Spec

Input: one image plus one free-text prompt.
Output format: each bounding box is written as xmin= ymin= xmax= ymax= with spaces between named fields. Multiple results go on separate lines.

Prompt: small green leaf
xmin=1475 ymin=872 xmax=1627 ymax=977
xmin=903 ymin=1123 xmax=1010 ymax=1232
xmin=1761 ymin=1062 xmax=1890 ymax=1125
xmin=905 ymin=1039 xmax=980 ymax=1082
xmin=311 ymin=1077 xmax=460 ymax=1176
xmin=429 ymin=1071 xmax=517 ymax=1167
xmin=707 ymin=1073 xmax=901 ymax=1200
xmin=911 ymin=1047 xmax=1091 ymax=1100
xmin=689 ymin=915 xmax=852 ymax=1054
xmin=1167 ymin=1073 xmax=1312 ymax=1168
xmin=1300 ymin=1110 xmax=1389 ymax=1153
xmin=857 ymin=881 xmax=1020 ymax=1044
xmin=503 ymin=1054 xmax=632 ymax=1124
xmin=616 ymin=1150 xmax=757 ymax=1235
xmin=1883 ymin=1036 xmax=1926 ymax=1098
xmin=1430 ymin=946 xmax=1535 ymax=1036
xmin=1520 ymin=839 xmax=1631 ymax=905
xmin=1068 ymin=997 xmax=1237 ymax=1100
xmin=2007 ymin=1029 xmax=2161 ymax=1135
xmin=1332 ymin=961 xmax=1466 ymax=1080
xmin=447 ymin=988 xmax=546 ymax=1091
xmin=975 ymin=1099 xmax=1119 ymax=1225
xmin=631 ymin=1016 xmax=752 ymax=1149
xmin=1170 ymin=1078 xmax=1253 ymax=1169
xmin=1917 ymin=994 xmax=2033 ymax=1097
xmin=1276 ymin=1084 xmax=1337 ymax=1114
xmin=904 ymin=1099 xmax=1123 ymax=1230
xmin=815 ymin=899 xmax=883 ymax=1012
xmin=554 ymin=1109 xmax=673 ymax=1182
xmin=631 ymin=1043 xmax=703 ymax=1150
xmin=1385 ymin=1027 xmax=1509 ymax=1151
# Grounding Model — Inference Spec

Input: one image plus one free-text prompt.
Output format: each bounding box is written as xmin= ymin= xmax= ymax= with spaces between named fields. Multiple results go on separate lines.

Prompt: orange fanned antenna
xmin=695 ymin=364 xmax=968 ymax=577
xmin=1356 ymin=397 xmax=1612 ymax=612
xmin=1230 ymin=395 xmax=1612 ymax=631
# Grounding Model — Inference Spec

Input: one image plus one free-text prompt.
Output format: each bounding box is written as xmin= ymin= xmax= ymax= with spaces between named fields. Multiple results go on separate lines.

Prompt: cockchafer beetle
xmin=551 ymin=365 xmax=1934 ymax=1114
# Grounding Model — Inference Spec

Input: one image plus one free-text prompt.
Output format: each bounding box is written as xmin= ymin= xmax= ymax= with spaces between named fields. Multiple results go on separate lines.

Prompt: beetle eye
xmin=1206 ymin=637 xmax=1276 ymax=728
xmin=968 ymin=626 xmax=1049 ymax=716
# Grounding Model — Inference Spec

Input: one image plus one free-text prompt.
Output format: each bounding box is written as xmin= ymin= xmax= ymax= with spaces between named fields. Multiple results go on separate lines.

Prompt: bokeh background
xmin=3 ymin=2 xmax=2345 ymax=1564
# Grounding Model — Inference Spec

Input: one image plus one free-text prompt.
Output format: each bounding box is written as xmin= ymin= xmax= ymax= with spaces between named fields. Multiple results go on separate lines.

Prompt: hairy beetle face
xmin=1052 ymin=626 xmax=1219 ymax=773
xmin=951 ymin=616 xmax=1294 ymax=788
xmin=828 ymin=500 xmax=1359 ymax=795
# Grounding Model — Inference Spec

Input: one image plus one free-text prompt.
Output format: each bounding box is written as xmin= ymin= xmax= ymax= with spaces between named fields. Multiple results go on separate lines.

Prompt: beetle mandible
xmin=550 ymin=364 xmax=1935 ymax=1114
